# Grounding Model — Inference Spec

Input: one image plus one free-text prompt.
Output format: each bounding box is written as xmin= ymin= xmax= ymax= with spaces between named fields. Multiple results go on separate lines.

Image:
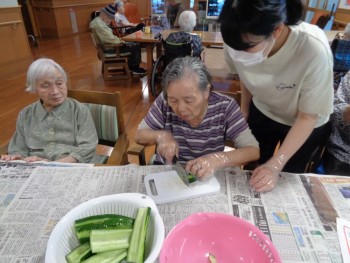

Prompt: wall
xmin=129 ymin=0 xmax=151 ymax=19
xmin=31 ymin=0 xmax=111 ymax=39
xmin=0 ymin=6 xmax=33 ymax=79
xmin=1 ymin=0 xmax=17 ymax=7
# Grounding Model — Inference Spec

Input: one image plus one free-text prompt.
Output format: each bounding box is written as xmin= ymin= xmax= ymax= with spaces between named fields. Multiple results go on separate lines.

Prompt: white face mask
xmin=227 ymin=37 xmax=275 ymax=66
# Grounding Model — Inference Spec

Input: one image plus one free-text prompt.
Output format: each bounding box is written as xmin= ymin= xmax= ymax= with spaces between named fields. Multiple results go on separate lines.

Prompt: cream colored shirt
xmin=224 ymin=22 xmax=334 ymax=127
xmin=89 ymin=16 xmax=123 ymax=45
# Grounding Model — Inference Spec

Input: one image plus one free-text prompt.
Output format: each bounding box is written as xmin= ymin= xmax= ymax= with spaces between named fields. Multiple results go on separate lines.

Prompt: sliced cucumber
xmin=90 ymin=229 xmax=132 ymax=253
xmin=127 ymin=207 xmax=151 ymax=263
xmin=66 ymin=243 xmax=92 ymax=263
xmin=75 ymin=214 xmax=134 ymax=243
xmin=81 ymin=249 xmax=127 ymax=263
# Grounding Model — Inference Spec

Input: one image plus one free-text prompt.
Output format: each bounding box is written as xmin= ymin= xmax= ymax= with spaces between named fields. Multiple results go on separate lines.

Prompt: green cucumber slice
xmin=90 ymin=229 xmax=132 ymax=253
xmin=127 ymin=207 xmax=151 ymax=263
xmin=66 ymin=243 xmax=92 ymax=263
xmin=81 ymin=249 xmax=127 ymax=263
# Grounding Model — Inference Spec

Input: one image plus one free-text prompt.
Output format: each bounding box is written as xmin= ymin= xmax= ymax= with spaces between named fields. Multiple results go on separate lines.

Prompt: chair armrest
xmin=102 ymin=43 xmax=127 ymax=57
xmin=127 ymin=143 xmax=146 ymax=165
xmin=102 ymin=43 xmax=124 ymax=49
xmin=140 ymin=17 xmax=152 ymax=25
xmin=106 ymin=134 xmax=129 ymax=165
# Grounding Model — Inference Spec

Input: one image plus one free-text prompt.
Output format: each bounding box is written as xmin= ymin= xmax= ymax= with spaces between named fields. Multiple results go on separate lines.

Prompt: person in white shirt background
xmin=114 ymin=0 xmax=145 ymax=34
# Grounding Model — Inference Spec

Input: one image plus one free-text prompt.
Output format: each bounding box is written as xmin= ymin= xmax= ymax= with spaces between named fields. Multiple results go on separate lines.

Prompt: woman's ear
xmin=273 ymin=23 xmax=284 ymax=39
xmin=204 ymin=85 xmax=210 ymax=100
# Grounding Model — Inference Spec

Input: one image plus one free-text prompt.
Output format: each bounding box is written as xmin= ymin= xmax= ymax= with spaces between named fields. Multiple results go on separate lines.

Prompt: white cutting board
xmin=144 ymin=171 xmax=220 ymax=204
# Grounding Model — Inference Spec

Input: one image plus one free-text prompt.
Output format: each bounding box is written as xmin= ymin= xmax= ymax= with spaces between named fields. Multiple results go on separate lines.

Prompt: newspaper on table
xmin=337 ymin=217 xmax=350 ymax=262
xmin=0 ymin=162 xmax=349 ymax=262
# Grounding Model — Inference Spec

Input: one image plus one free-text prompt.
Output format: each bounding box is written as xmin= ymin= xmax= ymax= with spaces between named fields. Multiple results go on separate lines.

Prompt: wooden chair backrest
xmin=67 ymin=89 xmax=126 ymax=142
xmin=218 ymin=90 xmax=241 ymax=107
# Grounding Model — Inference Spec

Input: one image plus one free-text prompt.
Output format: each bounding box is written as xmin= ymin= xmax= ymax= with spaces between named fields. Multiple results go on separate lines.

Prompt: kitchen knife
xmin=172 ymin=158 xmax=190 ymax=186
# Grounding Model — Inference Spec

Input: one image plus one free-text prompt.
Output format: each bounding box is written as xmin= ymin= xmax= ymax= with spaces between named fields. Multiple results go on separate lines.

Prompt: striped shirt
xmin=142 ymin=91 xmax=257 ymax=164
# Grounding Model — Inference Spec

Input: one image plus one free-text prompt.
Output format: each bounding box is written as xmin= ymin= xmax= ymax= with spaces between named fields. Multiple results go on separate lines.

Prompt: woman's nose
xmin=50 ymin=85 xmax=60 ymax=93
xmin=177 ymin=101 xmax=187 ymax=113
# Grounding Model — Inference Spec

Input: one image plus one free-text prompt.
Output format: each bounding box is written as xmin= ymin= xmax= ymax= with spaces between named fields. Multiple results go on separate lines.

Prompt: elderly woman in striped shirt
xmin=135 ymin=56 xmax=259 ymax=180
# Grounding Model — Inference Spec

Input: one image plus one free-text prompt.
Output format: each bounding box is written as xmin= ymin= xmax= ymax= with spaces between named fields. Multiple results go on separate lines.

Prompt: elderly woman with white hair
xmin=1 ymin=58 xmax=98 ymax=163
xmin=114 ymin=0 xmax=145 ymax=34
xmin=166 ymin=10 xmax=203 ymax=57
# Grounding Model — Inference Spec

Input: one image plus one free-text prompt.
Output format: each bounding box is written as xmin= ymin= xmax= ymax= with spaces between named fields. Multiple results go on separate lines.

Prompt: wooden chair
xmin=124 ymin=3 xmax=151 ymax=25
xmin=308 ymin=1 xmax=335 ymax=29
xmin=310 ymin=10 xmax=332 ymax=29
xmin=304 ymin=122 xmax=332 ymax=173
xmin=90 ymin=27 xmax=131 ymax=80
xmin=110 ymin=20 xmax=133 ymax=38
xmin=67 ymin=90 xmax=129 ymax=165
xmin=0 ymin=143 xmax=8 ymax=155
xmin=90 ymin=10 xmax=101 ymax=22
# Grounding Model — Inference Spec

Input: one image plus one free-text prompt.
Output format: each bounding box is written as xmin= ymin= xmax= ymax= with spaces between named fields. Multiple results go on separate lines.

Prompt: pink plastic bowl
xmin=160 ymin=212 xmax=281 ymax=263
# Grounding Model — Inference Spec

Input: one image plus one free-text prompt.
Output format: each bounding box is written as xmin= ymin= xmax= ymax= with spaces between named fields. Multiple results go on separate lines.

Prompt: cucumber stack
xmin=65 ymin=207 xmax=151 ymax=263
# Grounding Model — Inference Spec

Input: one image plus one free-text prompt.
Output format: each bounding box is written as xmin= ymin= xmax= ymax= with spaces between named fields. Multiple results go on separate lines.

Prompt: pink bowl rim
xmin=160 ymin=212 xmax=282 ymax=263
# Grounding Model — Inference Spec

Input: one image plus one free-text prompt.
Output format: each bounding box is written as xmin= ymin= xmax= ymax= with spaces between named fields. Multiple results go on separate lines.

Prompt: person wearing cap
xmin=114 ymin=0 xmax=145 ymax=34
xmin=89 ymin=4 xmax=146 ymax=75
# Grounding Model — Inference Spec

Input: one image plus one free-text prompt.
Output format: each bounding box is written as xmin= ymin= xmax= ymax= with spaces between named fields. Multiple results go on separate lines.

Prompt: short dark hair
xmin=218 ymin=0 xmax=304 ymax=50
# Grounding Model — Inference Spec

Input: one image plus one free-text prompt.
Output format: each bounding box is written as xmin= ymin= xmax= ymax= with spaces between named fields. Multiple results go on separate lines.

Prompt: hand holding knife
xmin=172 ymin=156 xmax=198 ymax=186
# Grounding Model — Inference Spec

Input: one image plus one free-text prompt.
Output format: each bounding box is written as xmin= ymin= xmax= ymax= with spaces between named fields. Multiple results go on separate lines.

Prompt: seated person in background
xmin=114 ymin=0 xmax=145 ymax=34
xmin=322 ymin=71 xmax=350 ymax=175
xmin=89 ymin=4 xmax=146 ymax=75
xmin=0 ymin=58 xmax=98 ymax=163
xmin=165 ymin=10 xmax=203 ymax=57
xmin=135 ymin=56 xmax=260 ymax=180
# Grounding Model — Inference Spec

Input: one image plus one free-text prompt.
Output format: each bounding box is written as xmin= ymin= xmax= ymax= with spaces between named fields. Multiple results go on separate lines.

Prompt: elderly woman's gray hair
xmin=162 ymin=56 xmax=211 ymax=98
xmin=114 ymin=0 xmax=124 ymax=9
xmin=178 ymin=10 xmax=197 ymax=32
xmin=25 ymin=58 xmax=67 ymax=93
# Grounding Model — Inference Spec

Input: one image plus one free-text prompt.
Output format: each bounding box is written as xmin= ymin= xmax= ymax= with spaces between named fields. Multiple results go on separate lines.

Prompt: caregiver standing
xmin=218 ymin=0 xmax=333 ymax=192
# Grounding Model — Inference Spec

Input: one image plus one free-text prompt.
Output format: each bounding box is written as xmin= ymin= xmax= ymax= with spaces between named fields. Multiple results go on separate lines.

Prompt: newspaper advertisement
xmin=0 ymin=164 xmax=348 ymax=262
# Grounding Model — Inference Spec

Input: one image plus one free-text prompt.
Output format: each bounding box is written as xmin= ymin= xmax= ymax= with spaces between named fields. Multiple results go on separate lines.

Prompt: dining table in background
xmin=122 ymin=29 xmax=223 ymax=89
xmin=324 ymin=30 xmax=342 ymax=43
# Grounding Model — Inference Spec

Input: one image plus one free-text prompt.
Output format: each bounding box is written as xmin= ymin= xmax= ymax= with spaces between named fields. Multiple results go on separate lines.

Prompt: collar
xmin=37 ymin=99 xmax=69 ymax=121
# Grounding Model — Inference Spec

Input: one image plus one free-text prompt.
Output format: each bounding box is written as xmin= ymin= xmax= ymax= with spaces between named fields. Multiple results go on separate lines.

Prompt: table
xmin=0 ymin=161 xmax=349 ymax=262
xmin=324 ymin=30 xmax=342 ymax=42
xmin=122 ymin=30 xmax=223 ymax=86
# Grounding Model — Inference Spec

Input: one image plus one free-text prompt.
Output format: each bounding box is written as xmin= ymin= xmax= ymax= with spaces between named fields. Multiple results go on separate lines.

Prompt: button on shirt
xmin=8 ymin=98 xmax=98 ymax=163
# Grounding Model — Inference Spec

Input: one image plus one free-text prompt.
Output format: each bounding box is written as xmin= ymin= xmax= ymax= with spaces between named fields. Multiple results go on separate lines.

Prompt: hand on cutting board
xmin=186 ymin=153 xmax=228 ymax=180
xmin=156 ymin=131 xmax=179 ymax=164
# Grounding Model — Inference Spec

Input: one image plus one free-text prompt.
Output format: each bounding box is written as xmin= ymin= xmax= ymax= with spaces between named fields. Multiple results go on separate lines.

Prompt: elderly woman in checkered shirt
xmin=322 ymin=71 xmax=350 ymax=175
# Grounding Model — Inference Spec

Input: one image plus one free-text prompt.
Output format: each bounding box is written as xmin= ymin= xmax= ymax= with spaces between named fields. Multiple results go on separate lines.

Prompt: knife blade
xmin=172 ymin=158 xmax=190 ymax=186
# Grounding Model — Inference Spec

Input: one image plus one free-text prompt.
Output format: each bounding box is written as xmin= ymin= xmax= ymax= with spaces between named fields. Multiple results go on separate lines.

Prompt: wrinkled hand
xmin=1 ymin=154 xmax=24 ymax=161
xmin=186 ymin=153 xmax=227 ymax=180
xmin=156 ymin=131 xmax=178 ymax=164
xmin=250 ymin=164 xmax=280 ymax=192
xmin=23 ymin=156 xmax=49 ymax=163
